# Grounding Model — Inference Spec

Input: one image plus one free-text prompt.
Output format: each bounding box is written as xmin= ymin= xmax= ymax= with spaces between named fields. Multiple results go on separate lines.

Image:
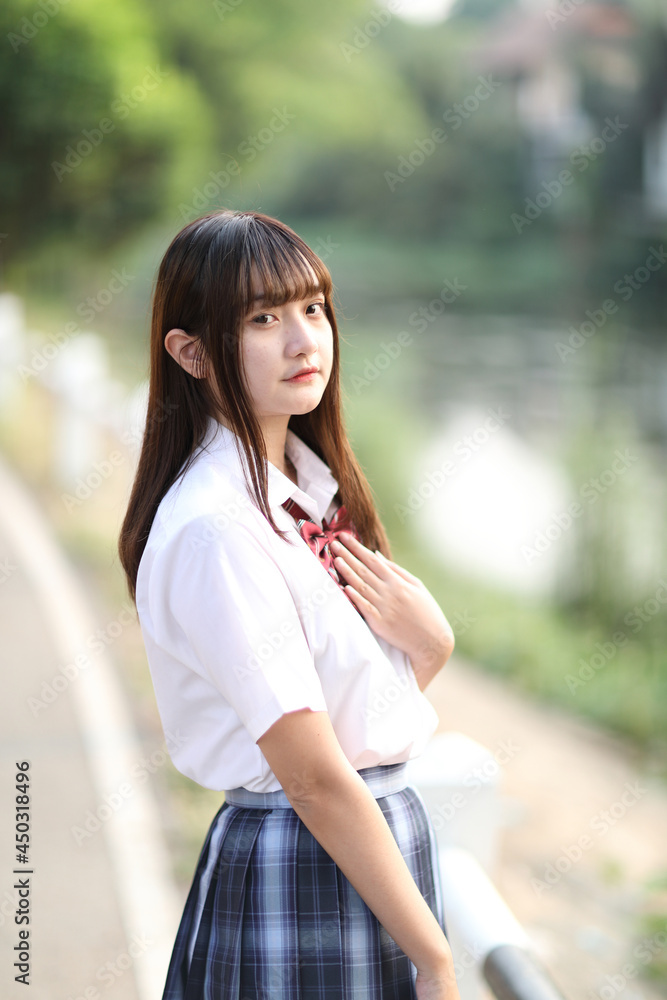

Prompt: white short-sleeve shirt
xmin=135 ymin=415 xmax=439 ymax=792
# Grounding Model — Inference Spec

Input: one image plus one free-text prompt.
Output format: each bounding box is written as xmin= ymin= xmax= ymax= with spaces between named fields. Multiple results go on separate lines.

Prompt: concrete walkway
xmin=0 ymin=453 xmax=181 ymax=1000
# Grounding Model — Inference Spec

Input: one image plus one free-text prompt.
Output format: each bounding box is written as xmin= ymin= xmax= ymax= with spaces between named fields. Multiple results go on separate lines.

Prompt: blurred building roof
xmin=470 ymin=2 xmax=638 ymax=75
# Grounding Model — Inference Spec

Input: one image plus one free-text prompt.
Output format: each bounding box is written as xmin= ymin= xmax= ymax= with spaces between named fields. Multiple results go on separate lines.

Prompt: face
xmin=234 ymin=274 xmax=334 ymax=432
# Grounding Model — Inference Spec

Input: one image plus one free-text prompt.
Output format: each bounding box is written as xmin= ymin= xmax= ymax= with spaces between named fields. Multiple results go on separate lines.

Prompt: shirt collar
xmin=200 ymin=415 xmax=339 ymax=526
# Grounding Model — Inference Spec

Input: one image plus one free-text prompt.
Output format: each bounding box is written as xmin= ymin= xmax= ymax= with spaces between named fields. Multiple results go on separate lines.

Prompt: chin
xmin=290 ymin=399 xmax=322 ymax=416
xmin=280 ymin=388 xmax=326 ymax=413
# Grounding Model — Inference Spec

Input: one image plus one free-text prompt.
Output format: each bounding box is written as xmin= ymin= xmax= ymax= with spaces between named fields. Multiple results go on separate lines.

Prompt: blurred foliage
xmin=0 ymin=0 xmax=212 ymax=257
xmin=636 ymin=897 xmax=667 ymax=988
xmin=0 ymin=0 xmax=421 ymax=277
xmin=342 ymin=374 xmax=667 ymax=755
xmin=2 ymin=0 xmax=666 ymax=331
xmin=2 ymin=0 xmax=666 ymax=326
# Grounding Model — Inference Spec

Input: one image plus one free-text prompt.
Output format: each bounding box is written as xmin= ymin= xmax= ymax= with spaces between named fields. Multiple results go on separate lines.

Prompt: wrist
xmin=416 ymin=943 xmax=457 ymax=980
xmin=408 ymin=628 xmax=455 ymax=672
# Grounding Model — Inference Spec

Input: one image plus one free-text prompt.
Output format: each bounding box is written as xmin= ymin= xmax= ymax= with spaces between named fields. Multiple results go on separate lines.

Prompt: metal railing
xmin=409 ymin=732 xmax=570 ymax=1000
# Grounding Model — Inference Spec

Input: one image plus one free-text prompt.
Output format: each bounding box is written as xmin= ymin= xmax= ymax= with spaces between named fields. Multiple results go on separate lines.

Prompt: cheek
xmin=321 ymin=326 xmax=335 ymax=373
xmin=242 ymin=338 xmax=278 ymax=397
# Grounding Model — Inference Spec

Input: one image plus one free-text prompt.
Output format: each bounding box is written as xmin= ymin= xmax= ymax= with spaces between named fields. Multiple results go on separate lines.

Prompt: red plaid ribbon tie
xmin=281 ymin=497 xmax=362 ymax=608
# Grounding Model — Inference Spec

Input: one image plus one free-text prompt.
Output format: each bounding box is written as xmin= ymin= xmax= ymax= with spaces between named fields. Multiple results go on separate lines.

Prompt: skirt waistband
xmin=224 ymin=762 xmax=409 ymax=809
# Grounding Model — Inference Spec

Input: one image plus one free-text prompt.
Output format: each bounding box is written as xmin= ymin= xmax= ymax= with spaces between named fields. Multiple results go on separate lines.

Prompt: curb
xmin=0 ymin=453 xmax=181 ymax=1000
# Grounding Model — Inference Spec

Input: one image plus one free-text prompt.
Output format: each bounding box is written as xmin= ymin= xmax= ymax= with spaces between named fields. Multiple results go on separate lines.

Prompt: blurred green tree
xmin=0 ymin=0 xmax=423 ymax=272
xmin=0 ymin=0 xmax=212 ymax=264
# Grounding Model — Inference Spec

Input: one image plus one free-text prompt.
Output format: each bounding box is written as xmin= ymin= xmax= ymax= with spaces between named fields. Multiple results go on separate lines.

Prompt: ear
xmin=164 ymin=328 xmax=208 ymax=378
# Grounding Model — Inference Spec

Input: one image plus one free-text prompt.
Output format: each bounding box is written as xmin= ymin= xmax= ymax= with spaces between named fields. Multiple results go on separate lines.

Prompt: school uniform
xmin=135 ymin=414 xmax=447 ymax=999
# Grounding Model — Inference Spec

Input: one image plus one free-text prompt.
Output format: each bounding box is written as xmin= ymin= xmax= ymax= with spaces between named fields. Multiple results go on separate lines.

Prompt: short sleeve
xmin=158 ymin=515 xmax=328 ymax=742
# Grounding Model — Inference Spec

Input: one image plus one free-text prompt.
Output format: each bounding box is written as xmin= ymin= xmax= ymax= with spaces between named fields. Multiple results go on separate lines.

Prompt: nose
xmin=286 ymin=309 xmax=320 ymax=357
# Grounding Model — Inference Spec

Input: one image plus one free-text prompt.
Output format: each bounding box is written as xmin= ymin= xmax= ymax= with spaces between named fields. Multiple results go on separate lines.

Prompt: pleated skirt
xmin=162 ymin=763 xmax=447 ymax=1000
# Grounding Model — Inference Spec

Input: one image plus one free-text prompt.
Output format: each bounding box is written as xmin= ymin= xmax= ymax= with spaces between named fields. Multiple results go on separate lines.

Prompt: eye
xmin=250 ymin=312 xmax=275 ymax=325
xmin=306 ymin=301 xmax=326 ymax=316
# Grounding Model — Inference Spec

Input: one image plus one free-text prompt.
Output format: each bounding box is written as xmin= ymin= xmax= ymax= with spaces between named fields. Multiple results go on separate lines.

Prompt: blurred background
xmin=1 ymin=0 xmax=666 ymax=997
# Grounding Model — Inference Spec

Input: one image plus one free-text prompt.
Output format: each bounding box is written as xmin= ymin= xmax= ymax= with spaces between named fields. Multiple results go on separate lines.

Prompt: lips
xmin=285 ymin=366 xmax=319 ymax=380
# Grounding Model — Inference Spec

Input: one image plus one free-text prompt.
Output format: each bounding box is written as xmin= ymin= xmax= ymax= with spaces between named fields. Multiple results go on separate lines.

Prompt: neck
xmin=212 ymin=407 xmax=294 ymax=480
xmin=260 ymin=416 xmax=291 ymax=472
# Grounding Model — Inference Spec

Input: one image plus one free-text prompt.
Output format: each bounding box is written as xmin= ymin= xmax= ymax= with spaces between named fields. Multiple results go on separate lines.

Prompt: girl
xmin=118 ymin=210 xmax=460 ymax=1000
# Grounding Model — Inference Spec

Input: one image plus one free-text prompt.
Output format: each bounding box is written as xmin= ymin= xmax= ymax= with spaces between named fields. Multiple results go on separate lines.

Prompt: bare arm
xmin=257 ymin=708 xmax=460 ymax=999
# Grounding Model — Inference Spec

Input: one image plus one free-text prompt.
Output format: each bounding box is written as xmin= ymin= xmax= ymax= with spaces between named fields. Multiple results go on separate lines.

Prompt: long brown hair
xmin=118 ymin=210 xmax=391 ymax=605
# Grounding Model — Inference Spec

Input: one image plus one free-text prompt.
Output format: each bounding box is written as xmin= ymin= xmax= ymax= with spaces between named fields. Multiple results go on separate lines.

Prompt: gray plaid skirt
xmin=162 ymin=763 xmax=447 ymax=999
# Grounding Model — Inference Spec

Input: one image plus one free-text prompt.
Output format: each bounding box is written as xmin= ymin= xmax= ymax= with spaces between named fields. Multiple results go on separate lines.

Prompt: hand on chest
xmin=281 ymin=498 xmax=362 ymax=611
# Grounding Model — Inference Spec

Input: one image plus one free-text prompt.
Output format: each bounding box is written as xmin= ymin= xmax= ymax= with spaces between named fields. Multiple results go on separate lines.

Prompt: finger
xmin=342 ymin=583 xmax=381 ymax=623
xmin=340 ymin=533 xmax=418 ymax=587
xmin=332 ymin=553 xmax=381 ymax=602
xmin=334 ymin=532 xmax=393 ymax=581
xmin=331 ymin=542 xmax=386 ymax=593
xmin=375 ymin=554 xmax=422 ymax=586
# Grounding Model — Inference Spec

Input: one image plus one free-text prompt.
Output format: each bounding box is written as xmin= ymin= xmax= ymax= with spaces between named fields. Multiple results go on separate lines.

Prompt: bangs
xmin=239 ymin=219 xmax=333 ymax=311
